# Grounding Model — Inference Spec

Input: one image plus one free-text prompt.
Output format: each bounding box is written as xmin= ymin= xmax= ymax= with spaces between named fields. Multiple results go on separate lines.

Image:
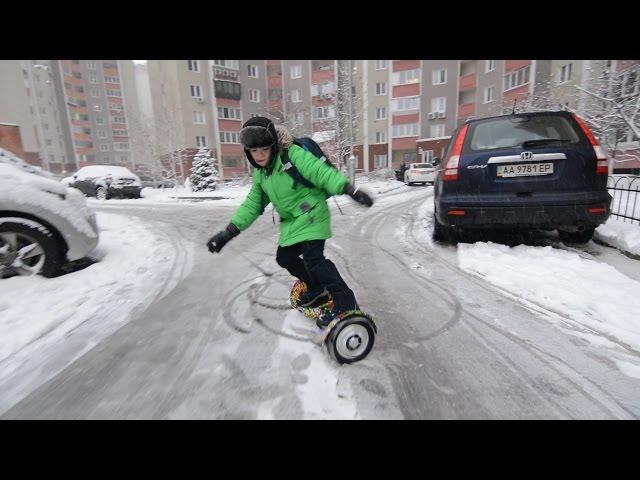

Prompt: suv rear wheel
xmin=432 ymin=212 xmax=455 ymax=243
xmin=558 ymin=227 xmax=595 ymax=244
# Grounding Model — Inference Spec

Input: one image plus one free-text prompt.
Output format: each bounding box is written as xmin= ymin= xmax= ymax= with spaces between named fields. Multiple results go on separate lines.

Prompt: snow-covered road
xmin=1 ymin=180 xmax=639 ymax=418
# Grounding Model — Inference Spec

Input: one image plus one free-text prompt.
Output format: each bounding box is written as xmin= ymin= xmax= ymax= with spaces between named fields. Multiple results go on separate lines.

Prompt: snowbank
xmin=457 ymin=241 xmax=640 ymax=351
xmin=0 ymin=211 xmax=186 ymax=367
xmin=596 ymin=218 xmax=640 ymax=256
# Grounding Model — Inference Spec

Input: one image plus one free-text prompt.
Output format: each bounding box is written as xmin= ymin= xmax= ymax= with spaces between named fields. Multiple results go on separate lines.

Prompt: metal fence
xmin=607 ymin=175 xmax=640 ymax=225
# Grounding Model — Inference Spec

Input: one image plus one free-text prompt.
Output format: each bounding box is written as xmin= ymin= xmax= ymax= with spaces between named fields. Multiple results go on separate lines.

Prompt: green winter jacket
xmin=230 ymin=131 xmax=349 ymax=247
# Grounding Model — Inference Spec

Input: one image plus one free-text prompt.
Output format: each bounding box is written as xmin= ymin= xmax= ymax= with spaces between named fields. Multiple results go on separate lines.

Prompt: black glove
xmin=207 ymin=223 xmax=240 ymax=253
xmin=344 ymin=183 xmax=374 ymax=207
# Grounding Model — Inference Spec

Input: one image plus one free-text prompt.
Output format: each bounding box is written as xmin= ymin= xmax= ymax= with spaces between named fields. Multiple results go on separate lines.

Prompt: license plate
xmin=497 ymin=163 xmax=553 ymax=177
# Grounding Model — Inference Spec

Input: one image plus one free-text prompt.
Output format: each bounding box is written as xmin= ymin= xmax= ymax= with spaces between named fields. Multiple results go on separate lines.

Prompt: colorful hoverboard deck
xmin=290 ymin=281 xmax=377 ymax=364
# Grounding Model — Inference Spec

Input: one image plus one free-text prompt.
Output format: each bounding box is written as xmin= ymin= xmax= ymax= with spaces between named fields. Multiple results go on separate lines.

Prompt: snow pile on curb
xmin=596 ymin=218 xmax=640 ymax=256
xmin=457 ymin=241 xmax=640 ymax=351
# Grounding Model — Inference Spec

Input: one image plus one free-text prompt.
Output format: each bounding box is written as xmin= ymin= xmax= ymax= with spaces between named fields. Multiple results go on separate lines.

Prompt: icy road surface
xmin=1 ymin=183 xmax=639 ymax=419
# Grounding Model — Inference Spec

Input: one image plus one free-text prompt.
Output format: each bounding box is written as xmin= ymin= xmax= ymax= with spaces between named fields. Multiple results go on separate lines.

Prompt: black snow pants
xmin=276 ymin=240 xmax=357 ymax=311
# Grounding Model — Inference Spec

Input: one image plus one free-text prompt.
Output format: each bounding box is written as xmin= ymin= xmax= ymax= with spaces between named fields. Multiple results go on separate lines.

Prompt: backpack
xmin=281 ymin=137 xmax=337 ymax=195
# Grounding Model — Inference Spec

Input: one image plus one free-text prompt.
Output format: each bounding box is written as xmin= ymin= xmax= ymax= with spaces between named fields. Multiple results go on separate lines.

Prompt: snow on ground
xmin=0 ymin=211 xmax=187 ymax=371
xmin=457 ymin=242 xmax=640 ymax=352
xmin=84 ymin=183 xmax=253 ymax=209
xmin=260 ymin=309 xmax=359 ymax=420
xmin=595 ymin=218 xmax=640 ymax=256
xmin=407 ymin=188 xmax=640 ymax=359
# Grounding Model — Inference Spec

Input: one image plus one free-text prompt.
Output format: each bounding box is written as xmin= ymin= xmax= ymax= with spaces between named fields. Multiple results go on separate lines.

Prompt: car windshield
xmin=467 ymin=115 xmax=581 ymax=152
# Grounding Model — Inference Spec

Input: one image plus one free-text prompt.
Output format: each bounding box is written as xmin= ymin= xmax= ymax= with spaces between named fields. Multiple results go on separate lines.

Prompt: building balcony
xmin=459 ymin=73 xmax=476 ymax=91
xmin=213 ymin=68 xmax=239 ymax=83
xmin=458 ymin=102 xmax=475 ymax=118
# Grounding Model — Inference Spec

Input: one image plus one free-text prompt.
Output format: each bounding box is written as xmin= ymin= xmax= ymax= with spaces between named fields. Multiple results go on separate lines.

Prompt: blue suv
xmin=433 ymin=111 xmax=612 ymax=244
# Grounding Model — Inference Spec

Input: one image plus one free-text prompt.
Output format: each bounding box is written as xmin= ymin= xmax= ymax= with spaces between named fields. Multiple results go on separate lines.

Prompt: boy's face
xmin=250 ymin=145 xmax=273 ymax=167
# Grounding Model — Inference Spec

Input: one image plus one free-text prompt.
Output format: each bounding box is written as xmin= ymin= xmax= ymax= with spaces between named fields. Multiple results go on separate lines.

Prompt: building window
xmin=214 ymin=81 xmax=241 ymax=100
xmin=375 ymin=82 xmax=387 ymax=95
xmin=504 ymin=65 xmax=531 ymax=91
xmin=187 ymin=60 xmax=200 ymax=72
xmin=119 ymin=155 xmax=128 ymax=163
xmin=375 ymin=131 xmax=387 ymax=143
xmin=212 ymin=60 xmax=239 ymax=70
xmin=392 ymin=123 xmax=419 ymax=137
xmin=290 ymin=64 xmax=302 ymax=79
xmin=99 ymin=144 xmax=109 ymax=152
xmin=558 ymin=63 xmax=573 ymax=83
xmin=114 ymin=142 xmax=129 ymax=151
xmin=393 ymin=69 xmax=420 ymax=85
xmin=431 ymin=97 xmax=446 ymax=114
xmin=87 ymin=62 xmax=97 ymax=70
xmin=248 ymin=64 xmax=258 ymax=78
xmin=217 ymin=106 xmax=242 ymax=120
xmin=221 ymin=132 xmax=240 ymax=144
xmin=314 ymin=106 xmax=335 ymax=119
xmin=196 ymin=135 xmax=207 ymax=147
xmin=113 ymin=129 xmax=128 ymax=137
xmin=422 ymin=150 xmax=434 ymax=162
xmin=430 ymin=124 xmax=445 ymax=138
xmin=486 ymin=60 xmax=497 ymax=72
xmin=102 ymin=155 xmax=110 ymax=162
xmin=484 ymin=86 xmax=495 ymax=103
xmin=109 ymin=103 xmax=124 ymax=111
xmin=432 ymin=69 xmax=447 ymax=85
xmin=375 ymin=106 xmax=386 ymax=120
xmin=391 ymin=96 xmax=420 ymax=112
xmin=104 ymin=76 xmax=120 ymax=83
xmin=93 ymin=104 xmax=102 ymax=112
xmin=374 ymin=154 xmax=388 ymax=169
xmin=91 ymin=88 xmax=100 ymax=98
xmin=193 ymin=111 xmax=206 ymax=124
xmin=97 ymin=130 xmax=107 ymax=138
xmin=106 ymin=89 xmax=122 ymax=97
xmin=622 ymin=68 xmax=639 ymax=96
xmin=96 ymin=116 xmax=105 ymax=125
xmin=190 ymin=84 xmax=203 ymax=98
xmin=249 ymin=89 xmax=260 ymax=102
xmin=291 ymin=89 xmax=302 ymax=103
xmin=375 ymin=60 xmax=388 ymax=71
xmin=111 ymin=116 xmax=126 ymax=124
xmin=89 ymin=75 xmax=98 ymax=84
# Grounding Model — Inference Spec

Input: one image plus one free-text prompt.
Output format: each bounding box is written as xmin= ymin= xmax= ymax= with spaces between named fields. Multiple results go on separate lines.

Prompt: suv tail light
xmin=573 ymin=114 xmax=609 ymax=175
xmin=443 ymin=123 xmax=469 ymax=182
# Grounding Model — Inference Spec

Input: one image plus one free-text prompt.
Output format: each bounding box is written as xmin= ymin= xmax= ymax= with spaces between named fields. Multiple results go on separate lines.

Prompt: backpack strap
xmin=282 ymin=148 xmax=316 ymax=190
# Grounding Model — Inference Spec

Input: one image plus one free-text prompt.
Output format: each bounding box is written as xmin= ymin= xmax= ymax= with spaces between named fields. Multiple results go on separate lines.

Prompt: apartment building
xmin=143 ymin=59 xmax=639 ymax=179
xmin=0 ymin=60 xmax=73 ymax=172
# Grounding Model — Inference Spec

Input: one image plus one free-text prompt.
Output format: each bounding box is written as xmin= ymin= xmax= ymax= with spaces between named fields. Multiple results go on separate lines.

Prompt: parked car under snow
xmin=0 ymin=163 xmax=100 ymax=279
xmin=67 ymin=165 xmax=142 ymax=200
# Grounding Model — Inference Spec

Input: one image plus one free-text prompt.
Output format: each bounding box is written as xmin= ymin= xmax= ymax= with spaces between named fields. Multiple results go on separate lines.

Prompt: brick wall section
xmin=368 ymin=144 xmax=389 ymax=170
xmin=0 ymin=124 xmax=25 ymax=159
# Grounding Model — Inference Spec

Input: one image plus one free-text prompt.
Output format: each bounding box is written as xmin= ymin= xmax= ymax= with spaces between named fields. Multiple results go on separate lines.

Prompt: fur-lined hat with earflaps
xmin=239 ymin=117 xmax=278 ymax=170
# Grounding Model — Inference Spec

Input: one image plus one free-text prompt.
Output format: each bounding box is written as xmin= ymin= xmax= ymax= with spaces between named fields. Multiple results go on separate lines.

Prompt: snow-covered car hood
xmin=75 ymin=165 xmax=141 ymax=184
xmin=0 ymin=164 xmax=97 ymax=238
